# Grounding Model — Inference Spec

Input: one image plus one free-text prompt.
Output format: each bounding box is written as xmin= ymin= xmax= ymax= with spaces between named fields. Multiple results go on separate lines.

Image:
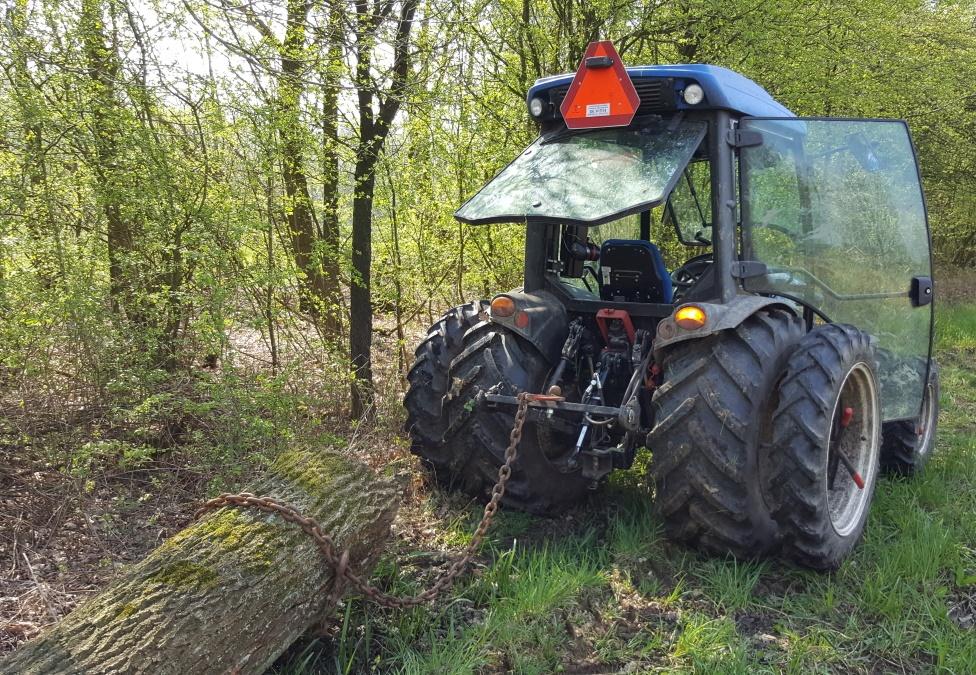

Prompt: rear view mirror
xmin=847 ymin=133 xmax=882 ymax=172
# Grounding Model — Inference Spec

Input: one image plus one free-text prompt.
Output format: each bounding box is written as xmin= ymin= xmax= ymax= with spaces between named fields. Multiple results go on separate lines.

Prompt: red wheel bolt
xmin=840 ymin=406 xmax=854 ymax=428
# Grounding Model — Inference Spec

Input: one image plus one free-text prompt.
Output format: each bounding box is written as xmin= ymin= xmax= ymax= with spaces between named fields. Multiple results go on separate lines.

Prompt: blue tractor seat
xmin=599 ymin=240 xmax=673 ymax=304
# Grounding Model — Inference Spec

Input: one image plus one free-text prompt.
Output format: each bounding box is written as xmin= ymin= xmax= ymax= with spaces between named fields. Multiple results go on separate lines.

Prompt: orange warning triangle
xmin=560 ymin=41 xmax=640 ymax=130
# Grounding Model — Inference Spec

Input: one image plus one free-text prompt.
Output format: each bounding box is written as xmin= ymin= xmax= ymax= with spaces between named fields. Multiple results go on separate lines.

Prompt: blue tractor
xmin=404 ymin=43 xmax=938 ymax=569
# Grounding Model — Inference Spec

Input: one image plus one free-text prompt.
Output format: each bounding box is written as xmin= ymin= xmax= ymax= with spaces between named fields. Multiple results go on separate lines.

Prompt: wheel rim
xmin=826 ymin=362 xmax=881 ymax=537
xmin=915 ymin=379 xmax=937 ymax=458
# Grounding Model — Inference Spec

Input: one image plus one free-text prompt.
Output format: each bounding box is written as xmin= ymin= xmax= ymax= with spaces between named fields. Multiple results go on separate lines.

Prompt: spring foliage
xmin=0 ymin=0 xmax=973 ymax=413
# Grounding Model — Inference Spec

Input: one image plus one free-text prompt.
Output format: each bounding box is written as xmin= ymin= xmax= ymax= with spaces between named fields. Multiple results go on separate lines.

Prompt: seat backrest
xmin=599 ymin=239 xmax=673 ymax=304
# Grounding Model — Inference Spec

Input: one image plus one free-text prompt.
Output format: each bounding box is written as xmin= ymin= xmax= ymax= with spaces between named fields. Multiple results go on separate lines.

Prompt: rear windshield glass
xmin=455 ymin=119 xmax=707 ymax=225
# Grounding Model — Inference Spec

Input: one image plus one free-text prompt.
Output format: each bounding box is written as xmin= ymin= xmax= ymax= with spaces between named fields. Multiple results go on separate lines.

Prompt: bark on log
xmin=1 ymin=449 xmax=399 ymax=675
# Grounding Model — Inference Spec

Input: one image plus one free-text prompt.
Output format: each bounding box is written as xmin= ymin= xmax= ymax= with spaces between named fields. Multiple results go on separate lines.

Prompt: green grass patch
xmin=937 ymin=303 xmax=976 ymax=352
xmin=693 ymin=557 xmax=767 ymax=612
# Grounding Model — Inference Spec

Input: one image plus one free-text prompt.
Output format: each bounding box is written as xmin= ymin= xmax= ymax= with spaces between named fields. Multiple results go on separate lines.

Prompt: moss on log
xmin=1 ymin=449 xmax=399 ymax=675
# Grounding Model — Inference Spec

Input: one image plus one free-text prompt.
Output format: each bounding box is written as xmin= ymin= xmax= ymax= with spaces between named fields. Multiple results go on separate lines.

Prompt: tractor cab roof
xmin=527 ymin=64 xmax=794 ymax=122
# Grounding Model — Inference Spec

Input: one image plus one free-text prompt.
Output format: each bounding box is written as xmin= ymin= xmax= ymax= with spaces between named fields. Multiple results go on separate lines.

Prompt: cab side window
xmin=664 ymin=161 xmax=712 ymax=246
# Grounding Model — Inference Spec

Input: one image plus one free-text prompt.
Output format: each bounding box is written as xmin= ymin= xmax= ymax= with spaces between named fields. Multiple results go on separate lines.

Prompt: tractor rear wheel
xmin=765 ymin=324 xmax=882 ymax=570
xmin=445 ymin=324 xmax=592 ymax=514
xmin=881 ymin=361 xmax=940 ymax=475
xmin=406 ymin=313 xmax=590 ymax=514
xmin=405 ymin=301 xmax=489 ymax=474
xmin=647 ymin=308 xmax=805 ymax=558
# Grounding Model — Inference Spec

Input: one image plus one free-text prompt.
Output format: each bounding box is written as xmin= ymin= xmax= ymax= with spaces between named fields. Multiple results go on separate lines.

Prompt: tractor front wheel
xmin=881 ymin=362 xmax=940 ymax=475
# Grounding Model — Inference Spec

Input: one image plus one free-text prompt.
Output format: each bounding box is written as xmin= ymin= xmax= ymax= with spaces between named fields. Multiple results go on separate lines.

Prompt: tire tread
xmin=649 ymin=309 xmax=804 ymax=558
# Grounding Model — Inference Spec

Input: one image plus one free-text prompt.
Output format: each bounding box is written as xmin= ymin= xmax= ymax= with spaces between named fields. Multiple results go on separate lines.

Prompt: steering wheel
xmin=671 ymin=254 xmax=713 ymax=289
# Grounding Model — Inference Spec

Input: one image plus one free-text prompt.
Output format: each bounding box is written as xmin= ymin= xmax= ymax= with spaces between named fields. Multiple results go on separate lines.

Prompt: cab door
xmin=738 ymin=118 xmax=933 ymax=421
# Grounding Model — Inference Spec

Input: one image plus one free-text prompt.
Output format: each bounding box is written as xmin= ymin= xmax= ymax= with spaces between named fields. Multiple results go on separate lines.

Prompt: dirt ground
xmin=0 ymin=318 xmax=429 ymax=657
xmin=0 ymin=433 xmax=218 ymax=653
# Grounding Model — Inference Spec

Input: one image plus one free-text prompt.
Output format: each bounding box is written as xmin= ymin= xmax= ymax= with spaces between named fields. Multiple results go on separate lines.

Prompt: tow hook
xmin=524 ymin=393 xmax=566 ymax=403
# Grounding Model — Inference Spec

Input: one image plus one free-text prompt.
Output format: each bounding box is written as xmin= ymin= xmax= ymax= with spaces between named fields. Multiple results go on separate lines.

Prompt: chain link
xmin=194 ymin=392 xmax=532 ymax=609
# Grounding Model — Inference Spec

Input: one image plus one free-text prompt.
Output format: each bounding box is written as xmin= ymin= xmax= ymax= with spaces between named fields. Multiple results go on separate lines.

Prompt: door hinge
xmin=731 ymin=261 xmax=768 ymax=279
xmin=727 ymin=128 xmax=763 ymax=148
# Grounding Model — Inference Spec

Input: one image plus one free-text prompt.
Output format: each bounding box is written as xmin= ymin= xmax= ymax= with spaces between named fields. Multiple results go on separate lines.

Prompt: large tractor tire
xmin=765 ymin=324 xmax=882 ymax=570
xmin=406 ymin=307 xmax=590 ymax=514
xmin=881 ymin=361 xmax=940 ymax=475
xmin=404 ymin=301 xmax=489 ymax=474
xmin=647 ymin=308 xmax=805 ymax=558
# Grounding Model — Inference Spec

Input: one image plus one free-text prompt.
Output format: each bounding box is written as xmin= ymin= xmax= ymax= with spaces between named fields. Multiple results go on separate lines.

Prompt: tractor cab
xmin=456 ymin=46 xmax=932 ymax=420
xmin=406 ymin=42 xmax=937 ymax=571
xmin=455 ymin=60 xmax=793 ymax=317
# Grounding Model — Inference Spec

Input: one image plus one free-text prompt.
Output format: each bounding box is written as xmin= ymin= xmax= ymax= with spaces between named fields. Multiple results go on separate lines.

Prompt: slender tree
xmin=348 ymin=0 xmax=418 ymax=418
xmin=80 ymin=0 xmax=139 ymax=318
xmin=317 ymin=0 xmax=345 ymax=336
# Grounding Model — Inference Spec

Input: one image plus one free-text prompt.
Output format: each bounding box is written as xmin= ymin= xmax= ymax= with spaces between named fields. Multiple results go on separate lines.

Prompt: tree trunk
xmin=349 ymin=1 xmax=378 ymax=420
xmin=349 ymin=152 xmax=377 ymax=418
xmin=348 ymin=0 xmax=418 ymax=419
xmin=318 ymin=0 xmax=345 ymax=337
xmin=80 ymin=0 xmax=141 ymax=322
xmin=8 ymin=0 xmax=54 ymax=288
xmin=278 ymin=0 xmax=327 ymax=322
xmin=0 ymin=450 xmax=399 ymax=675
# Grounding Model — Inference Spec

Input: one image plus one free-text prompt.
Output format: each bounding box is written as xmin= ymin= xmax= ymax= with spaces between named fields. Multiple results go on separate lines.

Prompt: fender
xmin=487 ymin=290 xmax=568 ymax=363
xmin=653 ymin=294 xmax=798 ymax=353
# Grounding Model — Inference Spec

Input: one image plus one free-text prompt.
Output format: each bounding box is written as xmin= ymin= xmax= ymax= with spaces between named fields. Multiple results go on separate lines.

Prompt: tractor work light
xmin=529 ymin=97 xmax=546 ymax=117
xmin=674 ymin=305 xmax=707 ymax=330
xmin=682 ymin=83 xmax=704 ymax=105
xmin=490 ymin=295 xmax=516 ymax=318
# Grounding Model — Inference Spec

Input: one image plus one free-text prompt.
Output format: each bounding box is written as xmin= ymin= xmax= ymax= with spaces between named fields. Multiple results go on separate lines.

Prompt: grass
xmin=276 ymin=301 xmax=976 ymax=674
xmin=937 ymin=303 xmax=976 ymax=352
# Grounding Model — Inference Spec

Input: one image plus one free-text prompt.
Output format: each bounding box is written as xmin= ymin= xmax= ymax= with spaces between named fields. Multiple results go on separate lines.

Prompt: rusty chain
xmin=194 ymin=392 xmax=532 ymax=609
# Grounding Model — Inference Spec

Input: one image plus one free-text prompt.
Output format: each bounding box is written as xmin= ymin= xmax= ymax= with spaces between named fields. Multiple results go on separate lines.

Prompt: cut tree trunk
xmin=1 ymin=450 xmax=399 ymax=675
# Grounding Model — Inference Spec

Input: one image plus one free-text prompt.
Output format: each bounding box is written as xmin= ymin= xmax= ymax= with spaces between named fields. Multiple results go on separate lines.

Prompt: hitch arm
xmin=483 ymin=393 xmax=621 ymax=418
